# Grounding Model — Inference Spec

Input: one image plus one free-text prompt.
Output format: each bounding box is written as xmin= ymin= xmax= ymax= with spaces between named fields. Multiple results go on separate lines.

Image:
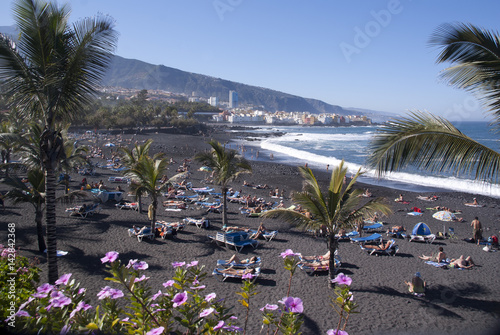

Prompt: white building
xmin=208 ymin=96 xmax=218 ymax=107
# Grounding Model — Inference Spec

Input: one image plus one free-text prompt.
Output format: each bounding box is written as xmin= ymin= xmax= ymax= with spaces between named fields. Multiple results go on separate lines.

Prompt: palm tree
xmin=119 ymin=139 xmax=154 ymax=212
xmin=369 ymin=23 xmax=500 ymax=182
xmin=0 ymin=0 xmax=117 ymax=283
xmin=261 ymin=161 xmax=391 ymax=287
xmin=124 ymin=154 xmax=170 ymax=234
xmin=195 ymin=140 xmax=252 ymax=227
xmin=0 ymin=121 xmax=23 ymax=179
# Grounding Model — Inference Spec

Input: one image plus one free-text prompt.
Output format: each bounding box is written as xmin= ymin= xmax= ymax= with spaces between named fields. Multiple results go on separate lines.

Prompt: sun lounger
xmin=183 ymin=217 xmax=210 ymax=229
xmin=297 ymin=261 xmax=337 ymax=276
xmin=360 ymin=239 xmax=399 ymax=256
xmin=208 ymin=232 xmax=259 ymax=252
xmin=249 ymin=229 xmax=278 ymax=241
xmin=115 ymin=202 xmax=139 ymax=211
xmin=192 ymin=187 xmax=214 ymax=194
xmin=212 ymin=267 xmax=261 ymax=282
xmin=128 ymin=227 xmax=155 ymax=242
xmin=350 ymin=233 xmax=383 ymax=244
xmin=157 ymin=220 xmax=185 ymax=231
xmin=362 ymin=222 xmax=384 ymax=232
xmin=66 ymin=203 xmax=101 ymax=218
xmin=108 ymin=176 xmax=130 ymax=183
xmin=410 ymin=234 xmax=436 ymax=244
xmin=337 ymin=231 xmax=359 ymax=240
xmin=216 ymin=257 xmax=262 ymax=268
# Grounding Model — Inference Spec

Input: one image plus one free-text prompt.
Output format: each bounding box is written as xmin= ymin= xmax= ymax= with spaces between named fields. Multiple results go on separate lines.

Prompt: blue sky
xmin=1 ymin=0 xmax=499 ymax=120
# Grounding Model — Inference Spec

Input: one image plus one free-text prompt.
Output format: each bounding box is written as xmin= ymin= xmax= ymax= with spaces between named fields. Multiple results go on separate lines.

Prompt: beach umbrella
xmin=104 ymin=143 xmax=116 ymax=147
xmin=432 ymin=211 xmax=456 ymax=222
xmin=199 ymin=166 xmax=213 ymax=172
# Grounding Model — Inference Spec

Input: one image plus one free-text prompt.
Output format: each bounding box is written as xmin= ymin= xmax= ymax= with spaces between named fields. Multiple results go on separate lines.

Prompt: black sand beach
xmin=2 ymin=127 xmax=500 ymax=335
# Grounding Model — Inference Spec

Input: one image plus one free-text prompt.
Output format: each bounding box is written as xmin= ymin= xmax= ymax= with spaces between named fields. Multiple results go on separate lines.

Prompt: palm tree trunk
xmin=45 ymin=167 xmax=58 ymax=284
xmin=328 ymin=233 xmax=339 ymax=288
xmin=150 ymin=199 xmax=157 ymax=236
xmin=137 ymin=194 xmax=142 ymax=213
xmin=35 ymin=206 xmax=46 ymax=253
xmin=222 ymin=186 xmax=228 ymax=227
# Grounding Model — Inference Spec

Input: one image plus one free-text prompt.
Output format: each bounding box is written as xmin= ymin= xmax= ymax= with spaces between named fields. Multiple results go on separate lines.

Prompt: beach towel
xmin=425 ymin=260 xmax=450 ymax=268
xmin=407 ymin=212 xmax=423 ymax=216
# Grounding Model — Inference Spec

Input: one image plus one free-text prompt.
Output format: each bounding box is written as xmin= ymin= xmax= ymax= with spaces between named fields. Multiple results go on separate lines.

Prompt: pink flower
xmin=190 ymin=285 xmax=206 ymax=290
xmin=55 ymin=273 xmax=72 ymax=285
xmin=172 ymin=261 xmax=186 ymax=268
xmin=205 ymin=293 xmax=216 ymax=302
xmin=163 ymin=280 xmax=175 ymax=287
xmin=214 ymin=321 xmax=225 ymax=330
xmin=135 ymin=274 xmax=150 ymax=282
xmin=101 ymin=251 xmax=119 ymax=264
xmin=186 ymin=260 xmax=199 ymax=268
xmin=281 ymin=297 xmax=303 ymax=313
xmin=172 ymin=291 xmax=188 ymax=307
xmin=78 ymin=288 xmax=86 ymax=295
xmin=16 ymin=310 xmax=30 ymax=317
xmin=199 ymin=307 xmax=214 ymax=318
xmin=327 ymin=330 xmax=348 ymax=335
xmin=32 ymin=292 xmax=48 ymax=299
xmin=242 ymin=273 xmax=254 ymax=280
xmin=151 ymin=290 xmax=163 ymax=301
xmin=133 ymin=261 xmax=149 ymax=270
xmin=260 ymin=304 xmax=279 ymax=311
xmin=69 ymin=301 xmax=92 ymax=318
xmin=280 ymin=249 xmax=299 ymax=258
xmin=37 ymin=283 xmax=54 ymax=294
xmin=97 ymin=286 xmax=124 ymax=300
xmin=331 ymin=273 xmax=352 ymax=286
xmin=126 ymin=259 xmax=138 ymax=268
xmin=50 ymin=295 xmax=72 ymax=308
xmin=146 ymin=326 xmax=165 ymax=335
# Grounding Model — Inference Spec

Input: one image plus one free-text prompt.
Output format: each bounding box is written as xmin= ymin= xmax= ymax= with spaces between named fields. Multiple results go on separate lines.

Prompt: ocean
xmin=227 ymin=121 xmax=500 ymax=198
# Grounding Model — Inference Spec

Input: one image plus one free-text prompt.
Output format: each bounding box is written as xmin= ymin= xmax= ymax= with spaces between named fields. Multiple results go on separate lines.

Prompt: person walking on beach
xmin=471 ymin=217 xmax=482 ymax=245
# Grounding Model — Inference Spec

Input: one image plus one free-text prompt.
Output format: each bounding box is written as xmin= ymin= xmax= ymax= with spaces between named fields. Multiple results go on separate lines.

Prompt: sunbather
xmin=218 ymin=267 xmax=256 ymax=276
xmin=251 ymin=222 xmax=266 ymax=239
xmin=449 ymin=255 xmax=475 ymax=269
xmin=222 ymin=226 xmax=249 ymax=232
xmin=405 ymin=272 xmax=426 ymax=295
xmin=132 ymin=225 xmax=147 ymax=235
xmin=419 ymin=247 xmax=447 ymax=263
xmin=387 ymin=225 xmax=405 ymax=233
xmin=298 ymin=259 xmax=329 ymax=267
xmin=226 ymin=255 xmax=258 ymax=264
xmin=361 ymin=240 xmax=392 ymax=251
xmin=300 ymin=250 xmax=330 ymax=261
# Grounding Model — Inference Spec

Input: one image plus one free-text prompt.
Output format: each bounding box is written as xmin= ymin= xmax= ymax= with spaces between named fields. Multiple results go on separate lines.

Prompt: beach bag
xmin=483 ymin=245 xmax=491 ymax=252
xmin=203 ymin=219 xmax=210 ymax=229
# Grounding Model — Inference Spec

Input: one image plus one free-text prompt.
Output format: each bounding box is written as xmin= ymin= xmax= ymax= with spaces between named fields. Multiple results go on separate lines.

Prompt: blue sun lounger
xmin=350 ymin=233 xmax=383 ymax=244
xmin=362 ymin=222 xmax=384 ymax=232
xmin=216 ymin=257 xmax=262 ymax=268
xmin=212 ymin=267 xmax=261 ymax=282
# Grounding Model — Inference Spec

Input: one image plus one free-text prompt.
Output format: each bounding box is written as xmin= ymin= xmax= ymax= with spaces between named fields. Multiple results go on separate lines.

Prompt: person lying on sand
xmin=419 ymin=247 xmax=447 ymax=263
xmin=449 ymin=255 xmax=475 ymax=269
xmin=464 ymin=198 xmax=480 ymax=206
xmin=298 ymin=259 xmax=329 ymax=268
xmin=387 ymin=225 xmax=405 ymax=234
xmin=222 ymin=226 xmax=250 ymax=232
xmin=405 ymin=272 xmax=426 ymax=296
xmin=361 ymin=240 xmax=393 ymax=251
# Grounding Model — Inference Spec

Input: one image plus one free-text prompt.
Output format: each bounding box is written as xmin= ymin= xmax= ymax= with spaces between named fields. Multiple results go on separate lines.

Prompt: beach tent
xmin=432 ymin=211 xmax=456 ymax=222
xmin=411 ymin=222 xmax=432 ymax=236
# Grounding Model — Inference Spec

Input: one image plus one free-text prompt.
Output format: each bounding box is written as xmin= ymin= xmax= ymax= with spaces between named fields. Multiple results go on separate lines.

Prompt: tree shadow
xmin=302 ymin=314 xmax=322 ymax=335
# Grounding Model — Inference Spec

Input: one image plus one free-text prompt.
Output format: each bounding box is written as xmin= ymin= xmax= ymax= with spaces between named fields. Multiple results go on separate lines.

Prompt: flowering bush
xmin=327 ymin=272 xmax=358 ymax=335
xmin=0 ymin=244 xmax=40 ymax=325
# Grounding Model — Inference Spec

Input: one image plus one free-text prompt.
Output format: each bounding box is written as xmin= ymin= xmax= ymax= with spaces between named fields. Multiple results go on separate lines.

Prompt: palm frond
xmin=369 ymin=111 xmax=500 ymax=183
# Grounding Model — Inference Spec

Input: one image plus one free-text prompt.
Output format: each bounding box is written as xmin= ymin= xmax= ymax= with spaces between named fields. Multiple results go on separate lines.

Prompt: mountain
xmin=103 ymin=55 xmax=347 ymax=115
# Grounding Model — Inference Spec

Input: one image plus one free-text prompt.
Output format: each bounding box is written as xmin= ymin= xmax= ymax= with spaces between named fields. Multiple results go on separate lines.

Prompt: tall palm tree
xmin=124 ymin=154 xmax=169 ymax=234
xmin=0 ymin=0 xmax=117 ymax=283
xmin=195 ymin=140 xmax=252 ymax=227
xmin=261 ymin=161 xmax=391 ymax=287
xmin=369 ymin=23 xmax=500 ymax=182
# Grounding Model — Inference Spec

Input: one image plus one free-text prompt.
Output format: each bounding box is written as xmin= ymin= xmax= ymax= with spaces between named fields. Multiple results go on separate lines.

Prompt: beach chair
xmin=337 ymin=231 xmax=359 ymax=241
xmin=216 ymin=256 xmax=262 ymax=269
xmin=409 ymin=222 xmax=436 ymax=244
xmin=115 ymin=201 xmax=139 ymax=211
xmin=362 ymin=222 xmax=384 ymax=232
xmin=249 ymin=229 xmax=278 ymax=241
xmin=212 ymin=267 xmax=261 ymax=282
xmin=128 ymin=227 xmax=155 ymax=242
xmin=360 ymin=239 xmax=399 ymax=256
xmin=183 ymin=217 xmax=210 ymax=229
xmin=350 ymin=233 xmax=383 ymax=244
xmin=66 ymin=203 xmax=101 ymax=218
xmin=225 ymin=232 xmax=260 ymax=252
xmin=297 ymin=259 xmax=340 ymax=276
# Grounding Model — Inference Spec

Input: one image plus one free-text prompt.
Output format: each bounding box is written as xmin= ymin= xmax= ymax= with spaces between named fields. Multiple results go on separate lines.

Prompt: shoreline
xmin=3 ymin=129 xmax=500 ymax=335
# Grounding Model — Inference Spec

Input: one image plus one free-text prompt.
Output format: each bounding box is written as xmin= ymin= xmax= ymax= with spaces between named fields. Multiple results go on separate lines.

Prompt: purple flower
xmin=37 ymin=283 xmax=54 ymax=294
xmin=242 ymin=273 xmax=254 ymax=280
xmin=16 ymin=310 xmax=30 ymax=317
xmin=51 ymin=295 xmax=72 ymax=308
xmin=126 ymin=259 xmax=138 ymax=268
xmin=260 ymin=304 xmax=279 ymax=311
xmin=190 ymin=285 xmax=206 ymax=290
xmin=55 ymin=273 xmax=72 ymax=285
xmin=101 ymin=251 xmax=119 ymax=264
xmin=172 ymin=291 xmax=188 ymax=307
xmin=122 ymin=317 xmax=130 ymax=322
xmin=163 ymin=280 xmax=175 ymax=287
xmin=60 ymin=324 xmax=71 ymax=335
xmin=331 ymin=273 xmax=352 ymax=286
xmin=18 ymin=297 xmax=34 ymax=311
xmin=69 ymin=301 xmax=92 ymax=319
xmin=151 ymin=290 xmax=163 ymax=301
xmin=146 ymin=326 xmax=165 ymax=335
xmin=199 ymin=307 xmax=214 ymax=318
xmin=32 ymin=292 xmax=48 ymax=299
xmin=327 ymin=330 xmax=348 ymax=335
xmin=230 ymin=316 xmax=238 ymax=320
xmin=205 ymin=293 xmax=216 ymax=302
xmin=133 ymin=261 xmax=149 ymax=270
xmin=78 ymin=288 xmax=86 ymax=295
xmin=281 ymin=297 xmax=303 ymax=313
xmin=186 ymin=260 xmax=199 ymax=268
xmin=214 ymin=321 xmax=225 ymax=330
xmin=135 ymin=274 xmax=150 ymax=282
xmin=97 ymin=286 xmax=124 ymax=300
xmin=280 ymin=249 xmax=299 ymax=258
xmin=172 ymin=261 xmax=186 ymax=268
